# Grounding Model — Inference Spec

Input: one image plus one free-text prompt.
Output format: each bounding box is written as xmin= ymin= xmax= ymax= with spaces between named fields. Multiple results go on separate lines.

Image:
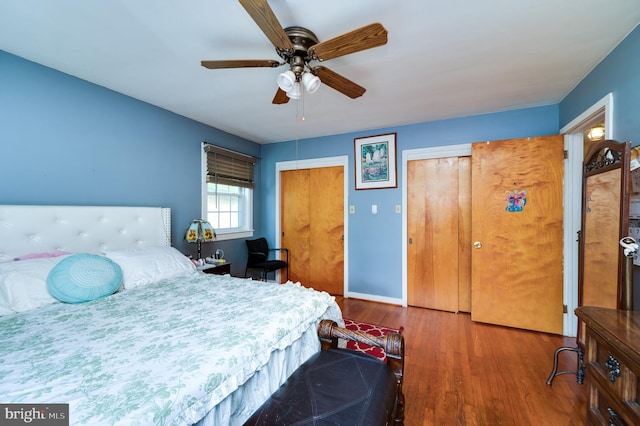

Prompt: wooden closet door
xmin=281 ymin=169 xmax=310 ymax=284
xmin=281 ymin=166 xmax=344 ymax=294
xmin=309 ymin=167 xmax=344 ymax=295
xmin=458 ymin=157 xmax=472 ymax=312
xmin=407 ymin=156 xmax=471 ymax=312
xmin=471 ymin=135 xmax=564 ymax=334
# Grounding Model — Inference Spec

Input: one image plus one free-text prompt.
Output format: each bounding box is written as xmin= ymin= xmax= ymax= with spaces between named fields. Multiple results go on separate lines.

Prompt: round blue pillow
xmin=47 ymin=254 xmax=123 ymax=303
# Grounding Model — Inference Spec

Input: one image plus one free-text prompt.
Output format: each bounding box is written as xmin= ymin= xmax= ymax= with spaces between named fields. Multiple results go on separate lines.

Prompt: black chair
xmin=244 ymin=238 xmax=289 ymax=281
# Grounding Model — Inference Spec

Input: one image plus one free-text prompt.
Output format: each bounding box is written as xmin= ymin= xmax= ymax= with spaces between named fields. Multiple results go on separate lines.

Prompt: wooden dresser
xmin=576 ymin=306 xmax=640 ymax=425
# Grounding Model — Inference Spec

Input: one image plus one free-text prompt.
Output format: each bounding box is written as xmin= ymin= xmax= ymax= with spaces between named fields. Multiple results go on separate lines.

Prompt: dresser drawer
xmin=587 ymin=334 xmax=627 ymax=396
xmin=587 ymin=378 xmax=633 ymax=425
xmin=585 ymin=328 xmax=640 ymax=419
xmin=576 ymin=307 xmax=640 ymax=425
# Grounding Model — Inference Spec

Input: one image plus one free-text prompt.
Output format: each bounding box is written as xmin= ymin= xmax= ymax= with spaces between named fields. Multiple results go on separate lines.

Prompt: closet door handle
xmin=473 ymin=241 xmax=482 ymax=249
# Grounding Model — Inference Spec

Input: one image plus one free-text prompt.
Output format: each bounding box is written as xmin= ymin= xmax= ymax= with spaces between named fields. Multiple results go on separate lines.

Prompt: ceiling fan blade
xmin=201 ymin=59 xmax=280 ymax=69
xmin=272 ymin=88 xmax=290 ymax=104
xmin=239 ymin=0 xmax=294 ymax=52
xmin=312 ymin=66 xmax=366 ymax=99
xmin=309 ymin=23 xmax=388 ymax=61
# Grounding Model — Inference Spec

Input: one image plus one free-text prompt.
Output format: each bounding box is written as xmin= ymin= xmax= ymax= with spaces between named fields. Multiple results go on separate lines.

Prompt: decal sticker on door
xmin=505 ymin=184 xmax=527 ymax=212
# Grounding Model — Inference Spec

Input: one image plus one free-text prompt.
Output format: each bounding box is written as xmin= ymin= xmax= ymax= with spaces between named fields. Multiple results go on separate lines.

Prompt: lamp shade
xmin=184 ymin=219 xmax=216 ymax=243
xmin=277 ymin=70 xmax=296 ymax=92
xmin=301 ymin=72 xmax=321 ymax=94
xmin=287 ymin=82 xmax=302 ymax=99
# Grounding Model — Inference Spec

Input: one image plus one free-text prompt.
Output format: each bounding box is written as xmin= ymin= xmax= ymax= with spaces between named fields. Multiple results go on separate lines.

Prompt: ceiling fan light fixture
xmin=277 ymin=70 xmax=296 ymax=92
xmin=201 ymin=1 xmax=388 ymax=105
xmin=287 ymin=82 xmax=302 ymax=99
xmin=301 ymin=72 xmax=321 ymax=94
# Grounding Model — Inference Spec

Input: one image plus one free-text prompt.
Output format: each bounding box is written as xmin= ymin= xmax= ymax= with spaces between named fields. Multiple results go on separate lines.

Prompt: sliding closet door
xmin=281 ymin=166 xmax=344 ymax=295
xmin=407 ymin=156 xmax=471 ymax=312
xmin=281 ymin=169 xmax=311 ymax=284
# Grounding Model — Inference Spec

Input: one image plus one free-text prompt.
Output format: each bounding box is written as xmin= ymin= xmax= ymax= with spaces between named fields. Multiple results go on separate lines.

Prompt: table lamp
xmin=184 ymin=219 xmax=216 ymax=261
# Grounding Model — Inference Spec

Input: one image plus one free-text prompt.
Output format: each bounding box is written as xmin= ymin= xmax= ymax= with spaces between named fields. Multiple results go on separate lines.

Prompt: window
xmin=202 ymin=143 xmax=255 ymax=240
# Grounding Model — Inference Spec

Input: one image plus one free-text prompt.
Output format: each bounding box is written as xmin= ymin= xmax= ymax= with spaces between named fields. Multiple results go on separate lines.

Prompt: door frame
xmin=561 ymin=92 xmax=613 ymax=336
xmin=275 ymin=156 xmax=349 ymax=293
xmin=402 ymin=144 xmax=472 ymax=307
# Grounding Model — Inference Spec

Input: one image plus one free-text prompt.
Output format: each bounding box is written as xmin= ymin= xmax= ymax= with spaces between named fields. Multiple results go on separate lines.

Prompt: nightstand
xmin=197 ymin=263 xmax=231 ymax=275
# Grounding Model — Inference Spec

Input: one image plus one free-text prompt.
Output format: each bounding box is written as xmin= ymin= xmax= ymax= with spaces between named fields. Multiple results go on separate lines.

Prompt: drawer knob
xmin=605 ymin=355 xmax=621 ymax=384
xmin=607 ymin=407 xmax=625 ymax=425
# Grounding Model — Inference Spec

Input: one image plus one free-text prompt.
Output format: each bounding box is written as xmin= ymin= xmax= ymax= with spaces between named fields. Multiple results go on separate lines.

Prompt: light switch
xmin=349 ymin=205 xmax=355 ymax=214
xmin=371 ymin=204 xmax=378 ymax=215
xmin=395 ymin=205 xmax=401 ymax=213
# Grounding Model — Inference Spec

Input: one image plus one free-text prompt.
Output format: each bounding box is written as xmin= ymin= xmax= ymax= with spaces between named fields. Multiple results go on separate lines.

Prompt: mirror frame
xmin=578 ymin=139 xmax=631 ymax=312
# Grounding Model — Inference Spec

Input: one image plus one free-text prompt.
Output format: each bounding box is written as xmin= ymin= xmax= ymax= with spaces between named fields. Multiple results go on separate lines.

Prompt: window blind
xmin=204 ymin=144 xmax=256 ymax=188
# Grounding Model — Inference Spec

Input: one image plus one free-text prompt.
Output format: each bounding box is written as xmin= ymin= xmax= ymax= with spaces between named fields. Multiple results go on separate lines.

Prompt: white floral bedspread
xmin=0 ymin=273 xmax=342 ymax=425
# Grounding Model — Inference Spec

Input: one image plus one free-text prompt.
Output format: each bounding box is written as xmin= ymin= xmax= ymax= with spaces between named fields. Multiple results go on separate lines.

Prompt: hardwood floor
xmin=336 ymin=297 xmax=586 ymax=425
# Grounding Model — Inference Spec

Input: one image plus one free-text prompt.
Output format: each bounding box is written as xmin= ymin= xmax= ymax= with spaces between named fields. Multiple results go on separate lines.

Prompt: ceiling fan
xmin=201 ymin=0 xmax=388 ymax=104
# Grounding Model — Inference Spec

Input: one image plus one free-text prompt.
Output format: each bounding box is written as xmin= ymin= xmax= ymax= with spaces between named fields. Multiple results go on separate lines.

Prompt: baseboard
xmin=344 ymin=291 xmax=403 ymax=306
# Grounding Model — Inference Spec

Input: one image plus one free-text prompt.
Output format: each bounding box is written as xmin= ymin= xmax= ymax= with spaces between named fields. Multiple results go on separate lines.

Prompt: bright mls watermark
xmin=1 ymin=404 xmax=68 ymax=425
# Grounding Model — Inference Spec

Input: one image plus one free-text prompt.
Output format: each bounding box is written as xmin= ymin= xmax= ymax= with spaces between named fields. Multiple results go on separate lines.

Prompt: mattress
xmin=0 ymin=272 xmax=342 ymax=425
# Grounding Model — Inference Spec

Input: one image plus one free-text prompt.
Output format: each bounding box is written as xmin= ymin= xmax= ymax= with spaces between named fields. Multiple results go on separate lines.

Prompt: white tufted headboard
xmin=0 ymin=205 xmax=171 ymax=259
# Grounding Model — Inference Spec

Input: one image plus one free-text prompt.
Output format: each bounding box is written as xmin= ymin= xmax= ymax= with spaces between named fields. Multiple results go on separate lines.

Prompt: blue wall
xmin=260 ymin=25 xmax=640 ymax=301
xmin=260 ymin=106 xmax=559 ymax=299
xmin=0 ymin=51 xmax=261 ymax=275
xmin=2 ymin=22 xmax=638 ymax=300
xmin=560 ymin=25 xmax=640 ymax=144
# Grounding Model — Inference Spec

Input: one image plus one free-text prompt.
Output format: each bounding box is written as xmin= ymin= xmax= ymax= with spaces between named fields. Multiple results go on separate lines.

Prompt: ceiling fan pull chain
xmin=295 ymin=97 xmax=300 ymax=167
xmin=301 ymin=88 xmax=306 ymax=121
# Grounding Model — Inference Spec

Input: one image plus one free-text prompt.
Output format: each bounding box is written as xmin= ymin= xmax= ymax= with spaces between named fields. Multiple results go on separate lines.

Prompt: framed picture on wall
xmin=354 ymin=133 xmax=397 ymax=190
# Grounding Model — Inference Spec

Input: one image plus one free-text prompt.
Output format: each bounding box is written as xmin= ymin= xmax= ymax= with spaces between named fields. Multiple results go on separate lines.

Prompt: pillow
xmin=0 ymin=251 xmax=71 ymax=264
xmin=0 ymin=256 xmax=70 ymax=313
xmin=47 ymin=254 xmax=122 ymax=303
xmin=103 ymin=246 xmax=195 ymax=289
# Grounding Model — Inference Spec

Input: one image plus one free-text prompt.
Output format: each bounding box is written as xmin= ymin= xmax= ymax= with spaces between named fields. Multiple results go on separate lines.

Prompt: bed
xmin=0 ymin=205 xmax=343 ymax=425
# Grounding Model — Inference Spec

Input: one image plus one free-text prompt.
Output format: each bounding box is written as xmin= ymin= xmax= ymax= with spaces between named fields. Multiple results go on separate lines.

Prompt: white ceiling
xmin=1 ymin=1 xmax=639 ymax=144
